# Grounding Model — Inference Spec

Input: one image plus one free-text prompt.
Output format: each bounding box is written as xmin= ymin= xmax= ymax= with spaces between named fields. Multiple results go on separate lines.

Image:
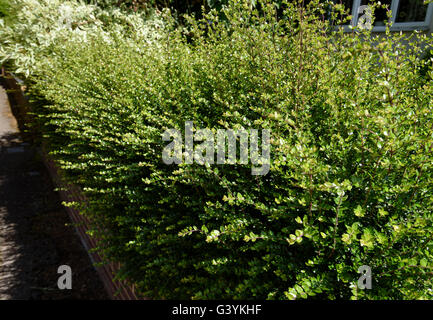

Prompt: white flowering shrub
xmin=0 ymin=0 xmax=164 ymax=77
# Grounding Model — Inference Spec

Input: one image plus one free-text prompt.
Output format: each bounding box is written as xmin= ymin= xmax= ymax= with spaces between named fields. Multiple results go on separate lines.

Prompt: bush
xmin=86 ymin=0 xmax=226 ymax=15
xmin=0 ymin=0 xmax=10 ymax=17
xmin=3 ymin=0 xmax=433 ymax=299
xmin=0 ymin=0 xmax=164 ymax=76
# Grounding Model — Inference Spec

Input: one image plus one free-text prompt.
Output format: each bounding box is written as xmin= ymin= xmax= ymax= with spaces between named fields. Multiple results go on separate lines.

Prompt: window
xmin=338 ymin=0 xmax=433 ymax=31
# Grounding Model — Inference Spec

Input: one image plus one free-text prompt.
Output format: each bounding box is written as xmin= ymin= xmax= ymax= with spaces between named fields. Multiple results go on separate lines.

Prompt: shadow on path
xmin=0 ymin=81 xmax=108 ymax=300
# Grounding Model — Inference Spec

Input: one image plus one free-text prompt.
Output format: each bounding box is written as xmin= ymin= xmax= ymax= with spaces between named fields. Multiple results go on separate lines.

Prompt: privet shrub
xmin=4 ymin=0 xmax=433 ymax=299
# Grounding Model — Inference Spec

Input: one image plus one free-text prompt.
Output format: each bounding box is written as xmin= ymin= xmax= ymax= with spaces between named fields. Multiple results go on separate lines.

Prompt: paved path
xmin=0 ymin=82 xmax=107 ymax=299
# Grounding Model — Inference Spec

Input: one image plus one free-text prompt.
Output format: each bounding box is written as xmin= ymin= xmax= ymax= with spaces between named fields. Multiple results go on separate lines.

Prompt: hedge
xmin=2 ymin=0 xmax=433 ymax=299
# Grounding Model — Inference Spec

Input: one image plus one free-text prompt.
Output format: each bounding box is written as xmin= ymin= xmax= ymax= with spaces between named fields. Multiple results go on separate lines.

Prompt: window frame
xmin=341 ymin=0 xmax=433 ymax=32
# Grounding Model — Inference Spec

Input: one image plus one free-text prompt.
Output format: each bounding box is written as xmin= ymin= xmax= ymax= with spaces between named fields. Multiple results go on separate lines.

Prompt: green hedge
xmin=5 ymin=0 xmax=433 ymax=299
xmin=0 ymin=0 xmax=9 ymax=17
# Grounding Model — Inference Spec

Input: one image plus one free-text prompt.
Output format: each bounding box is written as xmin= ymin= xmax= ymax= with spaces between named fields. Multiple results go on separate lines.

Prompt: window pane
xmin=396 ymin=0 xmax=428 ymax=22
xmin=361 ymin=0 xmax=392 ymax=26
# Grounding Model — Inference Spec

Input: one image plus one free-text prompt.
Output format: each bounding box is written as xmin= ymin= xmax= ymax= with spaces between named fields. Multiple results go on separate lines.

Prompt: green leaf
xmin=354 ymin=205 xmax=365 ymax=217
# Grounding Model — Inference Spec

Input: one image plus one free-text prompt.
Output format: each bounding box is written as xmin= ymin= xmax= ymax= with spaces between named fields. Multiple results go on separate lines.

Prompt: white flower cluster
xmin=0 ymin=0 xmax=165 ymax=77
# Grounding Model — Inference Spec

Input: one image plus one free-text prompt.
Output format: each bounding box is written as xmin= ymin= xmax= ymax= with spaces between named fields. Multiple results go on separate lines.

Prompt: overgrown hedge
xmin=2 ymin=0 xmax=433 ymax=299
